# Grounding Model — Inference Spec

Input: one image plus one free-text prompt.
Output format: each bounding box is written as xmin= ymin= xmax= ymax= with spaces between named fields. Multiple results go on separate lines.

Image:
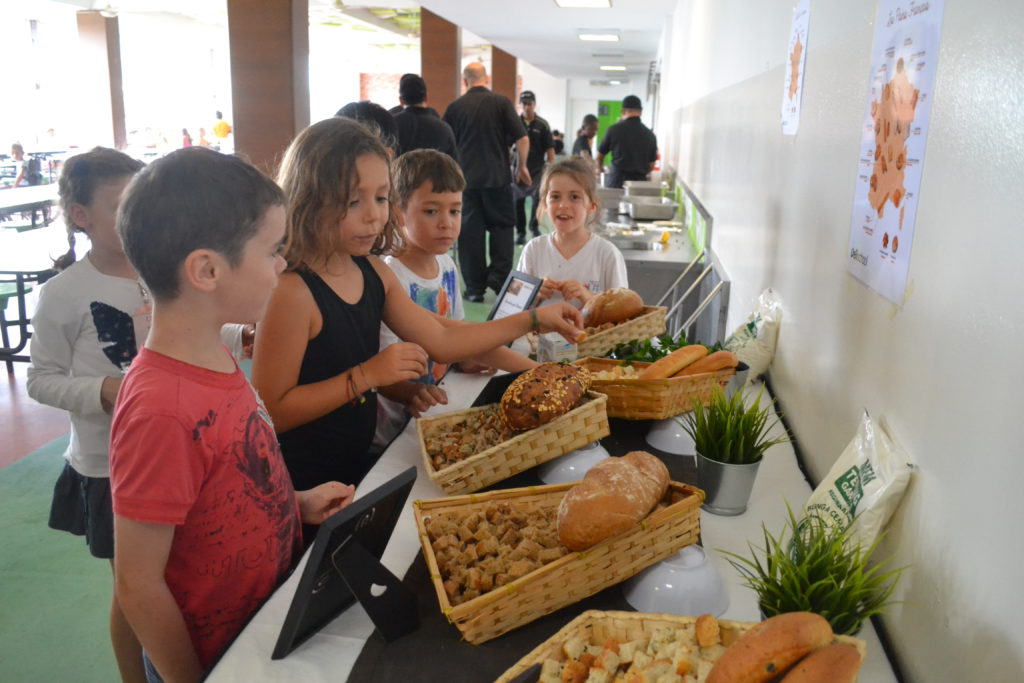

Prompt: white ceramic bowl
xmin=622 ymin=545 xmax=730 ymax=617
xmin=645 ymin=416 xmax=696 ymax=455
xmin=536 ymin=441 xmax=610 ymax=484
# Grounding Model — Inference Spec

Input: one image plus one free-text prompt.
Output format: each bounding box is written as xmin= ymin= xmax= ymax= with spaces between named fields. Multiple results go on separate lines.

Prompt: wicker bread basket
xmin=573 ymin=357 xmax=735 ymax=420
xmin=577 ymin=305 xmax=667 ymax=358
xmin=414 ymin=481 xmax=703 ymax=644
xmin=496 ymin=610 xmax=867 ymax=682
xmin=418 ymin=392 xmax=610 ymax=495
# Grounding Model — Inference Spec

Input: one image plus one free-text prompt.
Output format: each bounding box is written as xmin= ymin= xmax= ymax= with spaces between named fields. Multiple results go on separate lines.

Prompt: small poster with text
xmin=781 ymin=0 xmax=810 ymax=135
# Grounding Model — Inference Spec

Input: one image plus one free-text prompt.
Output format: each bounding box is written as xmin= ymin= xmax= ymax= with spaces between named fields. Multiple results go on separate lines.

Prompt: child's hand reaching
xmin=297 ymin=482 xmax=357 ymax=524
xmin=557 ymin=280 xmax=593 ymax=305
xmin=100 ymin=376 xmax=123 ymax=414
xmin=406 ymin=384 xmax=448 ymax=417
xmin=533 ymin=302 xmax=585 ymax=342
xmin=362 ymin=342 xmax=429 ymax=389
xmin=538 ymin=277 xmax=561 ymax=302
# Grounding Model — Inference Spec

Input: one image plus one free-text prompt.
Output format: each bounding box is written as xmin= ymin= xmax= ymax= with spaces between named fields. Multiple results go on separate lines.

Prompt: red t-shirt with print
xmin=110 ymin=347 xmax=301 ymax=669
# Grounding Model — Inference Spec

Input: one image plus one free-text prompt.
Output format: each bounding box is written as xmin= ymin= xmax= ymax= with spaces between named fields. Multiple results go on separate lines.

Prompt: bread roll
xmin=557 ymin=451 xmax=670 ymax=551
xmin=638 ymin=345 xmax=708 ymax=380
xmin=778 ymin=643 xmax=862 ymax=683
xmin=705 ymin=612 xmax=834 ymax=683
xmin=500 ymin=363 xmax=591 ymax=431
xmin=581 ymin=288 xmax=644 ymax=327
xmin=674 ymin=350 xmax=739 ymax=377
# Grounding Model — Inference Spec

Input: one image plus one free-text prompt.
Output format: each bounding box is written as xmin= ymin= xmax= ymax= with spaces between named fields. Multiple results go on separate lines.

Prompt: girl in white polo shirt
xmin=516 ymin=156 xmax=627 ymax=306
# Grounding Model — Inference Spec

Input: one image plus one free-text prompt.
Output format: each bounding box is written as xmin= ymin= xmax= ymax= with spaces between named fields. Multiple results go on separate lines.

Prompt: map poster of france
xmin=847 ymin=0 xmax=945 ymax=305
xmin=781 ymin=0 xmax=810 ymax=136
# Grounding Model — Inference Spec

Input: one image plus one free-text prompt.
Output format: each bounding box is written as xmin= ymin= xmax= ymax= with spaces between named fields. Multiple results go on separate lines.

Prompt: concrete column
xmin=420 ymin=8 xmax=460 ymax=114
xmin=226 ymin=0 xmax=309 ymax=175
xmin=76 ymin=11 xmax=126 ymax=149
xmin=491 ymin=47 xmax=517 ymax=103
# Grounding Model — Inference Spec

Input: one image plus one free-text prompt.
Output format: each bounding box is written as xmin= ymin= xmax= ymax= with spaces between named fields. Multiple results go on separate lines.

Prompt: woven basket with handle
xmin=414 ymin=481 xmax=703 ymax=644
xmin=573 ymin=357 xmax=734 ymax=420
xmin=418 ymin=392 xmax=609 ymax=495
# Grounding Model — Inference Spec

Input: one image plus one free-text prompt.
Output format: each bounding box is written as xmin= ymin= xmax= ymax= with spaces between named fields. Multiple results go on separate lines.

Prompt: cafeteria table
xmin=0 ymin=184 xmax=58 ymax=230
xmin=206 ymin=366 xmax=900 ymax=682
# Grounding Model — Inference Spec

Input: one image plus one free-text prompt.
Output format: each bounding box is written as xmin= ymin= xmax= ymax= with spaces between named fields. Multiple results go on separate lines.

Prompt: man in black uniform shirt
xmin=443 ymin=62 xmax=530 ymax=302
xmin=596 ymin=95 xmax=658 ymax=189
xmin=392 ymin=74 xmax=458 ymax=159
xmin=514 ymin=90 xmax=554 ymax=246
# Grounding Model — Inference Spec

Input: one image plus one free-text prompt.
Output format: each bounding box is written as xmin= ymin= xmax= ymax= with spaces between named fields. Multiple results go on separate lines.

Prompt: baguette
xmin=638 ymin=345 xmax=708 ymax=380
xmin=673 ymin=350 xmax=739 ymax=377
xmin=705 ymin=612 xmax=834 ymax=683
xmin=557 ymin=451 xmax=669 ymax=551
xmin=778 ymin=643 xmax=862 ymax=683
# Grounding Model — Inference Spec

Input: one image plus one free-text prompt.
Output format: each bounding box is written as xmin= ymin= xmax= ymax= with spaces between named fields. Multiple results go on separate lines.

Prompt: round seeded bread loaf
xmin=499 ymin=363 xmax=591 ymax=431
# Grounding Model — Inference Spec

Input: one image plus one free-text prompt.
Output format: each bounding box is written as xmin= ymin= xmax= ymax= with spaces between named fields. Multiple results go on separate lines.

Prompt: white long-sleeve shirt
xmin=516 ymin=232 xmax=628 ymax=304
xmin=27 ymin=256 xmax=249 ymax=478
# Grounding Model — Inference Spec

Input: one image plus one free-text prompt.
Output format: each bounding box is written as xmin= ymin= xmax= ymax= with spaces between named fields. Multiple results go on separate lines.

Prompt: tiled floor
xmin=2 ymin=362 xmax=67 ymax=469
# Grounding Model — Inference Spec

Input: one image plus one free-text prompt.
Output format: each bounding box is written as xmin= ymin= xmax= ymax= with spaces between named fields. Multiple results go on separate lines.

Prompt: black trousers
xmin=515 ymin=190 xmax=541 ymax=238
xmin=459 ymin=186 xmax=515 ymax=296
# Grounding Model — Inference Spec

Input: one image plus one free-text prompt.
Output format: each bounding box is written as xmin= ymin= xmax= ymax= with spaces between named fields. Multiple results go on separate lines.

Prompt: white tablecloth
xmin=207 ymin=371 xmax=898 ymax=682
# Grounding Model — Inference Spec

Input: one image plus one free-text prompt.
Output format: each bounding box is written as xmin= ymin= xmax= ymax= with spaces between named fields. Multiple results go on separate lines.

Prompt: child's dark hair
xmin=118 ymin=147 xmax=284 ymax=301
xmin=335 ymin=100 xmax=398 ymax=152
xmin=54 ymin=147 xmax=144 ymax=271
xmin=391 ymin=149 xmax=466 ymax=209
xmin=277 ymin=117 xmax=401 ymax=270
xmin=538 ymin=157 xmax=599 ymax=228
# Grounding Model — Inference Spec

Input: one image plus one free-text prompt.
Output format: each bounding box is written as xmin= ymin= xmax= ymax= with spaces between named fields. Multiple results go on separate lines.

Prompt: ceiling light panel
xmin=556 ymin=0 xmax=612 ymax=7
xmin=578 ymin=33 xmax=619 ymax=42
xmin=599 ymin=65 xmax=627 ymax=71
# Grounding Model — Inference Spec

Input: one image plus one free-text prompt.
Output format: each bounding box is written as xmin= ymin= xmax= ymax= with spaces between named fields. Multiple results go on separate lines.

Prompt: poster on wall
xmin=781 ymin=0 xmax=810 ymax=135
xmin=847 ymin=0 xmax=945 ymax=305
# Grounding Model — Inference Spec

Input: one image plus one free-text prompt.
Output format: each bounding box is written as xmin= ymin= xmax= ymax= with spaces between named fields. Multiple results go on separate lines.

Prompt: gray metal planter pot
xmin=695 ymin=453 xmax=761 ymax=515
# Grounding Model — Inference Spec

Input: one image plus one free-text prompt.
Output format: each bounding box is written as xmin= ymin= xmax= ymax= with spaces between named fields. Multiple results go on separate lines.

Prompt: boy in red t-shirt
xmin=109 ymin=147 xmax=355 ymax=681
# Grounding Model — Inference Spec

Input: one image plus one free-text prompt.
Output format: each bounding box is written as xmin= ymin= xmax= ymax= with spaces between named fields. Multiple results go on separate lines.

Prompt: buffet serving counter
xmin=206 ymin=366 xmax=898 ymax=682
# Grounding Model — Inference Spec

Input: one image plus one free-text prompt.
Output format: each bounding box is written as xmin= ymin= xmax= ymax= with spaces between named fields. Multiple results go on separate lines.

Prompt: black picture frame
xmin=271 ymin=467 xmax=419 ymax=659
xmin=486 ymin=269 xmax=543 ymax=321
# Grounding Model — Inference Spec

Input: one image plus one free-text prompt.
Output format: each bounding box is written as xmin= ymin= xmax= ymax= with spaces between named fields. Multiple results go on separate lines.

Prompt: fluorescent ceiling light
xmin=556 ymin=0 xmax=612 ymax=7
xmin=608 ymin=80 xmax=622 ymax=85
xmin=600 ymin=65 xmax=627 ymax=71
xmin=579 ymin=33 xmax=619 ymax=42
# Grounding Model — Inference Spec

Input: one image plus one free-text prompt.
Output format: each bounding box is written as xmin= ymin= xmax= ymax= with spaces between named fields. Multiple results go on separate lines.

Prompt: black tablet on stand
xmin=487 ymin=270 xmax=542 ymax=321
xmin=271 ymin=467 xmax=419 ymax=659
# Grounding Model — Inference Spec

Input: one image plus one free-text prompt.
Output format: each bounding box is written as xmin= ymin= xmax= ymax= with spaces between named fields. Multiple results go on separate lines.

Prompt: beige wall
xmin=659 ymin=1 xmax=1024 ymax=680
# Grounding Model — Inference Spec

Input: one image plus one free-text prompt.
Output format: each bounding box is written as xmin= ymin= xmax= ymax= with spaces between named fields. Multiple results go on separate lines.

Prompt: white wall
xmin=517 ymin=59 xmax=568 ymax=137
xmin=659 ymin=1 xmax=1024 ymax=681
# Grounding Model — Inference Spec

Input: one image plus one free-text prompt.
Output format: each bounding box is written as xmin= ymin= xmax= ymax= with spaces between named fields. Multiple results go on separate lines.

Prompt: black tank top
xmin=278 ymin=257 xmax=385 ymax=489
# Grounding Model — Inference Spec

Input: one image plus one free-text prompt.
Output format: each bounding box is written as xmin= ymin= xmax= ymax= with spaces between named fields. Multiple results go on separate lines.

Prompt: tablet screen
xmin=487 ymin=270 xmax=542 ymax=321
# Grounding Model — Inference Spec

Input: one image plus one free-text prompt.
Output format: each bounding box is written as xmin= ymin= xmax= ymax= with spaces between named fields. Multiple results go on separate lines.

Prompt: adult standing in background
xmin=596 ymin=95 xmax=658 ymax=188
xmin=572 ymin=114 xmax=599 ymax=165
xmin=443 ymin=62 xmax=529 ymax=302
xmin=514 ymin=90 xmax=554 ymax=246
xmin=392 ymin=74 xmax=458 ymax=160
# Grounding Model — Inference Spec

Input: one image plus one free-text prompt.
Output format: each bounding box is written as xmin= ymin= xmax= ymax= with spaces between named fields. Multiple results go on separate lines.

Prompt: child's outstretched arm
xmin=373 ymin=259 xmax=583 ymax=364
xmin=252 ymin=272 xmax=429 ymax=433
xmin=115 ymin=517 xmax=203 ymax=683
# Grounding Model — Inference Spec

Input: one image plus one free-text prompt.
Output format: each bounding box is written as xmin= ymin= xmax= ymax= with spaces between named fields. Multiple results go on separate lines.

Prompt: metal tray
xmin=624 ymin=197 xmax=678 ymax=220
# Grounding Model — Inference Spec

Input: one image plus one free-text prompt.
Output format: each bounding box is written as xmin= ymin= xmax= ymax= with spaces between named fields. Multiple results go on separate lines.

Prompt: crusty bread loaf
xmin=557 ymin=451 xmax=670 ymax=551
xmin=500 ymin=363 xmax=591 ymax=431
xmin=638 ymin=344 xmax=708 ymax=380
xmin=778 ymin=643 xmax=862 ymax=683
xmin=705 ymin=612 xmax=834 ymax=683
xmin=674 ymin=350 xmax=739 ymax=377
xmin=581 ymin=288 xmax=644 ymax=327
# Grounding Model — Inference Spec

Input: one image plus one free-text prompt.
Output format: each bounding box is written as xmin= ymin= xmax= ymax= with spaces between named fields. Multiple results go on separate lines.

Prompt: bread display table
xmin=205 ymin=368 xmax=898 ymax=682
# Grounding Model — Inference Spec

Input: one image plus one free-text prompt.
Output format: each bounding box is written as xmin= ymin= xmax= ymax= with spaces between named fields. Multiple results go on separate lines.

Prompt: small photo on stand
xmin=487 ymin=270 xmax=542 ymax=321
xmin=272 ymin=467 xmax=418 ymax=659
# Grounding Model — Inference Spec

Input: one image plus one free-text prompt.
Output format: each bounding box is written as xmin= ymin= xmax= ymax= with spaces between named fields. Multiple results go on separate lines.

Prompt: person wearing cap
xmin=596 ymin=95 xmax=658 ymax=189
xmin=443 ymin=62 xmax=530 ymax=302
xmin=392 ymin=73 xmax=458 ymax=159
xmin=514 ymin=90 xmax=555 ymax=246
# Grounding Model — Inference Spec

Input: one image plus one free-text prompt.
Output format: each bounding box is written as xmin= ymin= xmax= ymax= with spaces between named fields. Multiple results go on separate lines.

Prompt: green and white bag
xmin=804 ymin=411 xmax=914 ymax=549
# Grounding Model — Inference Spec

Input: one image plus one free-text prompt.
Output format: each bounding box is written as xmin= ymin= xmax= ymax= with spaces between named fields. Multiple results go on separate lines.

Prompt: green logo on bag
xmin=860 ymin=460 xmax=877 ymax=488
xmin=835 ymin=466 xmax=863 ymax=515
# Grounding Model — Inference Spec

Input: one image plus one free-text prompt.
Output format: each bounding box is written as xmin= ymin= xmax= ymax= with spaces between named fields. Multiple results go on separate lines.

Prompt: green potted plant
xmin=721 ymin=505 xmax=905 ymax=635
xmin=680 ymin=387 xmax=790 ymax=515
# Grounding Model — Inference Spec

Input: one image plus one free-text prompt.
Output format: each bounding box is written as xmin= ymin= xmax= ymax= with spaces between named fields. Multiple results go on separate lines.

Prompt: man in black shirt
xmin=514 ymin=90 xmax=554 ymax=246
xmin=596 ymin=95 xmax=658 ymax=189
xmin=392 ymin=74 xmax=458 ymax=159
xmin=443 ymin=62 xmax=530 ymax=301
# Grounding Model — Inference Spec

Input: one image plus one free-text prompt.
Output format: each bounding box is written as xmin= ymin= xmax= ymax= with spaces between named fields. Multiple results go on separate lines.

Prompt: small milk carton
xmin=537 ymin=332 xmax=578 ymax=362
